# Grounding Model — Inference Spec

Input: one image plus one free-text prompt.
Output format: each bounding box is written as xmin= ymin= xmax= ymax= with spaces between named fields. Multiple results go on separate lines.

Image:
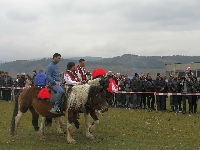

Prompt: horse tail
xmin=10 ymin=91 xmax=20 ymax=136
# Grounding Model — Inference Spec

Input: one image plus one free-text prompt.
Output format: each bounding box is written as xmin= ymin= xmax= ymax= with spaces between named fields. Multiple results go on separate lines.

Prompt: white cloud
xmin=0 ymin=0 xmax=200 ymax=61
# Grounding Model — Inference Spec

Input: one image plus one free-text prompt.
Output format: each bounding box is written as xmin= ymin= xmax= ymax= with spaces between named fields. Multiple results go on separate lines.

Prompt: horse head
xmin=88 ymin=76 xmax=115 ymax=107
xmin=86 ymin=85 xmax=108 ymax=113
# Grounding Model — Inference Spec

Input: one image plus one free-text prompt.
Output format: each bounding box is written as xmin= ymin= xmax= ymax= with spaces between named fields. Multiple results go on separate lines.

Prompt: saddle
xmin=37 ymin=86 xmax=66 ymax=105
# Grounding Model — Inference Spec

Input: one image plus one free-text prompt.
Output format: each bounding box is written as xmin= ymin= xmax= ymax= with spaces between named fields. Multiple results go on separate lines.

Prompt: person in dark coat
xmin=18 ymin=73 xmax=26 ymax=88
xmin=170 ymin=72 xmax=181 ymax=113
xmin=191 ymin=76 xmax=199 ymax=113
xmin=2 ymin=71 xmax=13 ymax=101
xmin=131 ymin=73 xmax=143 ymax=109
xmin=154 ymin=73 xmax=167 ymax=111
xmin=144 ymin=73 xmax=155 ymax=111
xmin=140 ymin=72 xmax=147 ymax=109
xmin=180 ymin=73 xmax=193 ymax=114
xmin=0 ymin=71 xmax=3 ymax=100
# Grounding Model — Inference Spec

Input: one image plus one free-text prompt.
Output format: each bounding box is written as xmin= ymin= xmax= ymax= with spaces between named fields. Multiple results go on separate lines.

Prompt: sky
xmin=1 ymin=0 xmax=200 ymax=62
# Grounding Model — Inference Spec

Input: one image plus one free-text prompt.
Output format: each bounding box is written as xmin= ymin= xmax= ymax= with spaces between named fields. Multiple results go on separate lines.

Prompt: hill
xmin=0 ymin=54 xmax=199 ymax=77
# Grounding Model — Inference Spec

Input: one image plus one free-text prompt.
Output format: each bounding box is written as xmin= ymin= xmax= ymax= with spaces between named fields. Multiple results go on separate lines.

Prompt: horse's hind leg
xmin=29 ymin=107 xmax=45 ymax=141
xmin=66 ymin=111 xmax=76 ymax=144
xmin=12 ymin=110 xmax=24 ymax=139
xmin=55 ymin=117 xmax=64 ymax=135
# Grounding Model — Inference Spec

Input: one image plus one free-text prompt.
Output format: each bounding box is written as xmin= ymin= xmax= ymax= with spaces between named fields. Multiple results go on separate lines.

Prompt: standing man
xmin=168 ymin=73 xmax=174 ymax=112
xmin=76 ymin=59 xmax=87 ymax=84
xmin=2 ymin=71 xmax=13 ymax=101
xmin=32 ymin=70 xmax=37 ymax=86
xmin=154 ymin=73 xmax=167 ymax=111
xmin=144 ymin=73 xmax=155 ymax=111
xmin=0 ymin=71 xmax=3 ymax=100
xmin=181 ymin=74 xmax=193 ymax=114
xmin=131 ymin=73 xmax=143 ymax=109
xmin=46 ymin=53 xmax=64 ymax=114
xmin=140 ymin=72 xmax=146 ymax=109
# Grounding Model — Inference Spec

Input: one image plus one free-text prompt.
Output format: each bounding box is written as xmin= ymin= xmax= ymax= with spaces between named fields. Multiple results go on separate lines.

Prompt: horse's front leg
xmin=89 ymin=110 xmax=99 ymax=133
xmin=37 ymin=117 xmax=46 ymax=141
xmin=84 ymin=112 xmax=94 ymax=139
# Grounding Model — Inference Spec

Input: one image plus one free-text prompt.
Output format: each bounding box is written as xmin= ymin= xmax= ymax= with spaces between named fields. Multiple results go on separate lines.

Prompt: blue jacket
xmin=46 ymin=61 xmax=62 ymax=86
xmin=34 ymin=72 xmax=47 ymax=86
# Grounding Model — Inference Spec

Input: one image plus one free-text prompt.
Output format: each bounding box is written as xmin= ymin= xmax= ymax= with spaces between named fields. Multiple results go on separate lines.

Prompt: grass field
xmin=0 ymin=100 xmax=200 ymax=150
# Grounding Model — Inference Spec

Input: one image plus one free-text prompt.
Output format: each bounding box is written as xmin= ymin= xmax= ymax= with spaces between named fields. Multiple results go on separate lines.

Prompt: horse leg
xmin=39 ymin=117 xmax=46 ymax=135
xmin=12 ymin=110 xmax=24 ymax=139
xmin=55 ymin=117 xmax=64 ymax=135
xmin=29 ymin=107 xmax=46 ymax=141
xmin=59 ymin=117 xmax=65 ymax=126
xmin=84 ymin=112 xmax=94 ymax=139
xmin=89 ymin=110 xmax=99 ymax=133
xmin=66 ymin=110 xmax=76 ymax=144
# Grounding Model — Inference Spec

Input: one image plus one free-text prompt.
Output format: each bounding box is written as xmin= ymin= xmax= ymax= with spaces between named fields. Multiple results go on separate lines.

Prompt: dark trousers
xmin=4 ymin=89 xmax=11 ymax=101
xmin=191 ymin=96 xmax=198 ymax=113
xmin=177 ymin=95 xmax=182 ymax=110
xmin=116 ymin=93 xmax=125 ymax=107
xmin=146 ymin=93 xmax=155 ymax=109
xmin=156 ymin=95 xmax=166 ymax=110
xmin=140 ymin=94 xmax=146 ymax=108
xmin=2 ymin=89 xmax=5 ymax=100
xmin=170 ymin=95 xmax=174 ymax=108
xmin=172 ymin=95 xmax=178 ymax=111
xmin=132 ymin=94 xmax=142 ymax=109
xmin=0 ymin=89 xmax=2 ymax=100
xmin=125 ymin=94 xmax=131 ymax=108
xmin=182 ymin=95 xmax=192 ymax=112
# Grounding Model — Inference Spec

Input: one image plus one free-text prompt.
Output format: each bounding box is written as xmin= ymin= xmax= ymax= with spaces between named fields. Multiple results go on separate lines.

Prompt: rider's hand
xmin=56 ymin=82 xmax=61 ymax=85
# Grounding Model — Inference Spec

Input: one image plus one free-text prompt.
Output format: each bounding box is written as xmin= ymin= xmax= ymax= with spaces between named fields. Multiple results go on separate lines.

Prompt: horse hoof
xmin=57 ymin=132 xmax=64 ymax=136
xmin=86 ymin=134 xmax=95 ymax=140
xmin=89 ymin=127 xmax=95 ymax=133
xmin=68 ymin=140 xmax=76 ymax=144
xmin=12 ymin=135 xmax=19 ymax=140
xmin=40 ymin=137 xmax=46 ymax=141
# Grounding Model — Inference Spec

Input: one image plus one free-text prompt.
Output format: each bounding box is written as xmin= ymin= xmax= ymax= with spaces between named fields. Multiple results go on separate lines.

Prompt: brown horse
xmin=10 ymin=77 xmax=110 ymax=143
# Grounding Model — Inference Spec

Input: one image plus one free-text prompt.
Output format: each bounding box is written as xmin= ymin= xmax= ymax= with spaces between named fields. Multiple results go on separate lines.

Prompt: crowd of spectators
xmin=0 ymin=66 xmax=199 ymax=114
xmin=106 ymin=67 xmax=199 ymax=114
xmin=0 ymin=70 xmax=47 ymax=101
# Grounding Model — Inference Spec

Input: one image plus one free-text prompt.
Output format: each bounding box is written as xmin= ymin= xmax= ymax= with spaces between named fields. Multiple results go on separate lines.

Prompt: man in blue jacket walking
xmin=46 ymin=53 xmax=64 ymax=114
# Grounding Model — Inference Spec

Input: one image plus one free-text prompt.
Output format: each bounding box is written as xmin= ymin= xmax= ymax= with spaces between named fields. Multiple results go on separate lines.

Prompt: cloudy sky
xmin=1 ymin=0 xmax=200 ymax=62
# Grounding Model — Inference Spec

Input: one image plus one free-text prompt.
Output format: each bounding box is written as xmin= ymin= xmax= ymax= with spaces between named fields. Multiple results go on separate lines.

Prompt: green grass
xmin=0 ymin=100 xmax=200 ymax=150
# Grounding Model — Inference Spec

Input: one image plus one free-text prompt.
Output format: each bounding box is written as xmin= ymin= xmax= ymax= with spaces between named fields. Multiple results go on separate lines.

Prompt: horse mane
xmin=88 ymin=86 xmax=99 ymax=101
xmin=87 ymin=78 xmax=101 ymax=86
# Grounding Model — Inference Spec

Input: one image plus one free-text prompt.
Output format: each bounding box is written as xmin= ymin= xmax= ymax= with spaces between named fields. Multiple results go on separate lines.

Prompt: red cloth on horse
xmin=107 ymin=78 xmax=118 ymax=94
xmin=38 ymin=87 xmax=50 ymax=99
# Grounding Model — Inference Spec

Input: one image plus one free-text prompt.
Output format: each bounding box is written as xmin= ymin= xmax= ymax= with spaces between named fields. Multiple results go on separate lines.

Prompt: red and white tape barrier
xmin=115 ymin=91 xmax=200 ymax=96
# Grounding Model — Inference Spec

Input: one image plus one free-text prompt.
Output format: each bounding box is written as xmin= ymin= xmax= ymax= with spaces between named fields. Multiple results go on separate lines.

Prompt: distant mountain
xmin=1 ymin=54 xmax=200 ymax=77
xmin=0 ymin=60 xmax=5 ymax=64
xmin=67 ymin=56 xmax=103 ymax=62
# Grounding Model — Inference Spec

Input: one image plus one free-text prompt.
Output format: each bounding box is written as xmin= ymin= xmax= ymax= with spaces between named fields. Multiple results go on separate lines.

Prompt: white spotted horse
xmin=10 ymin=77 xmax=109 ymax=143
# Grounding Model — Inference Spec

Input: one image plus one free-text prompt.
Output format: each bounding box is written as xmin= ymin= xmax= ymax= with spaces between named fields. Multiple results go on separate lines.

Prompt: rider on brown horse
xmin=46 ymin=53 xmax=65 ymax=114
